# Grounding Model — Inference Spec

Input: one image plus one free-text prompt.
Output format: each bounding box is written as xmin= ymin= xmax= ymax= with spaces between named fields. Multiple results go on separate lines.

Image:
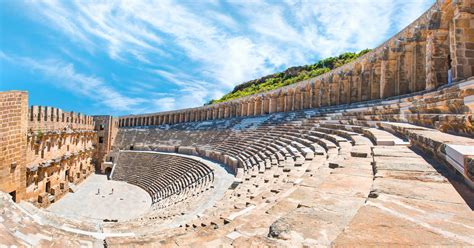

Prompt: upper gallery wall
xmin=119 ymin=0 xmax=474 ymax=127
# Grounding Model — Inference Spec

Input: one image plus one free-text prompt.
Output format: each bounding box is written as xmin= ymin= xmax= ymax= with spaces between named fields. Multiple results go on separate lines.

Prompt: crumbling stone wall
xmin=24 ymin=106 xmax=97 ymax=207
xmin=93 ymin=115 xmax=119 ymax=173
xmin=119 ymin=0 xmax=474 ymax=128
xmin=0 ymin=91 xmax=28 ymax=202
xmin=28 ymin=106 xmax=94 ymax=132
xmin=24 ymin=130 xmax=96 ymax=207
xmin=0 ymin=91 xmax=99 ymax=206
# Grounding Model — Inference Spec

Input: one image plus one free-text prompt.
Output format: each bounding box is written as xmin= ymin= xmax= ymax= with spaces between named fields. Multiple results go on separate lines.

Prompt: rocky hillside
xmin=209 ymin=49 xmax=370 ymax=104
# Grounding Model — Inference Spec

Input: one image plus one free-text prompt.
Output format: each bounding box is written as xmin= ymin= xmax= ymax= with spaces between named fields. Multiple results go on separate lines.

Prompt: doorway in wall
xmin=45 ymin=181 xmax=51 ymax=193
xmin=105 ymin=167 xmax=112 ymax=179
xmin=9 ymin=190 xmax=16 ymax=202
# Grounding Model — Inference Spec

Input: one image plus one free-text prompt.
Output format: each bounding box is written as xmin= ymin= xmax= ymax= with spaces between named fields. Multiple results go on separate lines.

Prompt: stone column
xmin=230 ymin=104 xmax=235 ymax=118
xmin=210 ymin=108 xmax=214 ymax=120
xmin=287 ymin=90 xmax=295 ymax=111
xmin=263 ymin=96 xmax=270 ymax=114
xmin=371 ymin=56 xmax=382 ymax=100
xmin=254 ymin=97 xmax=262 ymax=116
xmin=198 ymin=110 xmax=203 ymax=121
xmin=248 ymin=99 xmax=255 ymax=116
xmin=339 ymin=70 xmax=350 ymax=105
xmin=380 ymin=46 xmax=399 ymax=98
xmin=414 ymin=33 xmax=428 ymax=92
xmin=312 ymin=79 xmax=321 ymax=108
xmin=216 ymin=106 xmax=221 ymax=119
xmin=303 ymin=83 xmax=312 ymax=109
xmin=450 ymin=3 xmax=474 ymax=81
xmin=320 ymin=78 xmax=329 ymax=107
xmin=232 ymin=104 xmax=236 ymax=118
xmin=351 ymin=65 xmax=362 ymax=103
xmin=294 ymin=87 xmax=302 ymax=111
xmin=223 ymin=105 xmax=229 ymax=118
xmin=174 ymin=114 xmax=178 ymax=124
xmin=277 ymin=92 xmax=285 ymax=112
xmin=238 ymin=102 xmax=244 ymax=117
xmin=396 ymin=40 xmax=411 ymax=95
xmin=270 ymin=92 xmax=278 ymax=113
xmin=329 ymin=74 xmax=338 ymax=106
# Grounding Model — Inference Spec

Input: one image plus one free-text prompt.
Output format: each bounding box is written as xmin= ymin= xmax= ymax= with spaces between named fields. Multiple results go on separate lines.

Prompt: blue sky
xmin=0 ymin=0 xmax=433 ymax=116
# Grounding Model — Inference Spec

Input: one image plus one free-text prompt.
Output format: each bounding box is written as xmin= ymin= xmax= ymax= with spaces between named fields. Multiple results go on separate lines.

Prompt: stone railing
xmin=118 ymin=0 xmax=474 ymax=128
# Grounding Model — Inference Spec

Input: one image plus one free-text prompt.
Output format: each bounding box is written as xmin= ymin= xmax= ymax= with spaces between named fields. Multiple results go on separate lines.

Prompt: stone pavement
xmin=48 ymin=174 xmax=151 ymax=222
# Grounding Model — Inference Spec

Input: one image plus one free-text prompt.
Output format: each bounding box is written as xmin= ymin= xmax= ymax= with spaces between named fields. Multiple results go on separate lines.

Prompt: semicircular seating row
xmin=1 ymin=81 xmax=473 ymax=246
xmin=104 ymin=80 xmax=473 ymax=246
xmin=111 ymin=152 xmax=214 ymax=207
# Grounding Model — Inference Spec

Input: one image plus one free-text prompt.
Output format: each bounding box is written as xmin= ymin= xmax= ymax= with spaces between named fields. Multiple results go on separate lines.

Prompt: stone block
xmin=177 ymin=146 xmax=197 ymax=156
xmin=445 ymin=144 xmax=474 ymax=180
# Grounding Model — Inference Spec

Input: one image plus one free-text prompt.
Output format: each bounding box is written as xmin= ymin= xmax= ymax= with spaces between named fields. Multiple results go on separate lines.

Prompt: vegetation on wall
xmin=208 ymin=49 xmax=371 ymax=104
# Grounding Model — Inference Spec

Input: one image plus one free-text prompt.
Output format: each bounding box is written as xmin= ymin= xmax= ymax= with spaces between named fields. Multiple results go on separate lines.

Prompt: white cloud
xmin=24 ymin=0 xmax=434 ymax=113
xmin=152 ymin=97 xmax=176 ymax=111
xmin=0 ymin=52 xmax=144 ymax=112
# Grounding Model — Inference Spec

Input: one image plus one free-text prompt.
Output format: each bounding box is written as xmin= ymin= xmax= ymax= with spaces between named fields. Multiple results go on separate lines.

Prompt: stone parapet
xmin=28 ymin=105 xmax=95 ymax=132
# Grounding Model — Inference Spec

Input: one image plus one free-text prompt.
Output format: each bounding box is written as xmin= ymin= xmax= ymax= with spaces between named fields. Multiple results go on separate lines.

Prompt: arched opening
xmin=105 ymin=167 xmax=112 ymax=179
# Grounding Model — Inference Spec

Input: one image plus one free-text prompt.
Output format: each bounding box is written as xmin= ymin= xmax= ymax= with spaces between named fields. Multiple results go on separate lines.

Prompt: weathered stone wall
xmin=93 ymin=115 xmax=119 ymax=173
xmin=24 ymin=130 xmax=96 ymax=207
xmin=28 ymin=105 xmax=95 ymax=132
xmin=0 ymin=91 xmax=99 ymax=206
xmin=0 ymin=91 xmax=28 ymax=202
xmin=118 ymin=0 xmax=474 ymax=128
xmin=24 ymin=104 xmax=97 ymax=206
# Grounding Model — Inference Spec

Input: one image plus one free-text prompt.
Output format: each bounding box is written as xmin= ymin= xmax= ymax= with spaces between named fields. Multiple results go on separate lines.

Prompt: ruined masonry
xmin=0 ymin=0 xmax=474 ymax=247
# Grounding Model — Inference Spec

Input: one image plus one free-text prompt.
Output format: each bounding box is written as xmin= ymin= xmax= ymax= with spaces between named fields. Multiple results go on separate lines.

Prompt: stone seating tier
xmin=2 ymin=81 xmax=472 ymax=246
xmin=112 ymin=152 xmax=214 ymax=204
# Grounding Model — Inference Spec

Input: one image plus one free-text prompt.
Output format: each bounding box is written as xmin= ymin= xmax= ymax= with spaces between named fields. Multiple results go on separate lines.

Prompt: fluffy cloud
xmin=21 ymin=0 xmax=433 ymax=114
xmin=0 ymin=52 xmax=144 ymax=112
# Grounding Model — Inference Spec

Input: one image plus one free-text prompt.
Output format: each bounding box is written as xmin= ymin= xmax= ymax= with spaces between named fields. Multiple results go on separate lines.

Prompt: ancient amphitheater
xmin=1 ymin=1 xmax=474 ymax=247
